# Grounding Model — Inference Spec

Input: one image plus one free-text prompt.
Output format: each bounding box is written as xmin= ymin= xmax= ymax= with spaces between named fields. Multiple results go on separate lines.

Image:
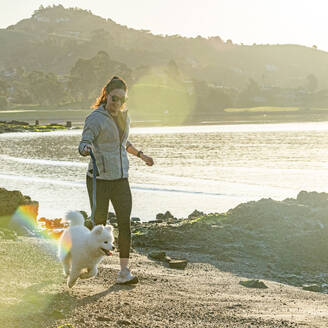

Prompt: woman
xmin=79 ymin=76 xmax=154 ymax=284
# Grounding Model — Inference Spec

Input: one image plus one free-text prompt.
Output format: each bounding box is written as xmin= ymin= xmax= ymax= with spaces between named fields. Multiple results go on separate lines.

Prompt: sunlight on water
xmin=131 ymin=121 xmax=328 ymax=134
xmin=0 ymin=155 xmax=87 ymax=167
xmin=1 ymin=121 xmax=328 ymax=220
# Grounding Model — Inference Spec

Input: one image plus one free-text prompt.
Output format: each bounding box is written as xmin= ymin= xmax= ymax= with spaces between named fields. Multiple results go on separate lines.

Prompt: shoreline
xmin=0 ymin=121 xmax=70 ymax=134
xmin=2 ymin=116 xmax=328 ymax=134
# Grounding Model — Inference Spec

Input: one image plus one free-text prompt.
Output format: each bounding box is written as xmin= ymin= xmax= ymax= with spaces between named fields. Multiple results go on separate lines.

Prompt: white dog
xmin=58 ymin=211 xmax=114 ymax=288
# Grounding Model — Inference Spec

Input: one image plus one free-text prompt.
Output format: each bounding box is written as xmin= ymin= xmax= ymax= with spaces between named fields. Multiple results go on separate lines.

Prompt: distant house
xmin=56 ymin=17 xmax=70 ymax=23
xmin=33 ymin=14 xmax=50 ymax=23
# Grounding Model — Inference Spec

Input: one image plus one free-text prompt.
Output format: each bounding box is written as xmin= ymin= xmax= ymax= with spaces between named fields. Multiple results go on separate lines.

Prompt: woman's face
xmin=105 ymin=88 xmax=127 ymax=113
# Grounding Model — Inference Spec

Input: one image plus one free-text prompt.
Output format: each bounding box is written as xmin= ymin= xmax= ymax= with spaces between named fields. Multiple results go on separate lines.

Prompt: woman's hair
xmin=91 ymin=76 xmax=128 ymax=109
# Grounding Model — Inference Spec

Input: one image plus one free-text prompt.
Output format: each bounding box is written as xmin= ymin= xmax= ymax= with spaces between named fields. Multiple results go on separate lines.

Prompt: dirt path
xmin=1 ymin=238 xmax=328 ymax=328
xmin=51 ymin=250 xmax=328 ymax=328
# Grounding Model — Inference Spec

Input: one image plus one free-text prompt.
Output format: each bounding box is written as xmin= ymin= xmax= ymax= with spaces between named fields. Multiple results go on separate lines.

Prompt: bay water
xmin=1 ymin=122 xmax=328 ymax=221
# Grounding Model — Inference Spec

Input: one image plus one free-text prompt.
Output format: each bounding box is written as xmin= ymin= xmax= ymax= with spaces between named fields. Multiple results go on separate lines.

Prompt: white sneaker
xmin=116 ymin=268 xmax=138 ymax=285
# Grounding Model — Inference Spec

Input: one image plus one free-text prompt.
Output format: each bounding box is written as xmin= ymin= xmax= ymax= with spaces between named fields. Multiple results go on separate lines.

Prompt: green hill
xmin=1 ymin=5 xmax=328 ymax=124
xmin=1 ymin=5 xmax=328 ymax=89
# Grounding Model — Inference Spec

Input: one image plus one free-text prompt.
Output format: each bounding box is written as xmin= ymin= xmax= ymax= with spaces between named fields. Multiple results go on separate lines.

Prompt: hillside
xmin=2 ymin=5 xmax=328 ymax=89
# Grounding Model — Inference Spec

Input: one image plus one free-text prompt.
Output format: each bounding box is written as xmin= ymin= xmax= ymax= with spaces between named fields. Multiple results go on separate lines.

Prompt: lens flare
xmin=129 ymin=70 xmax=195 ymax=125
xmin=10 ymin=204 xmax=71 ymax=255
xmin=1 ymin=205 xmax=70 ymax=326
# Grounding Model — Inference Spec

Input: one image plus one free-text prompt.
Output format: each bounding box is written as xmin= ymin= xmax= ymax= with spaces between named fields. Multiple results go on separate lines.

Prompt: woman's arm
xmin=78 ymin=115 xmax=100 ymax=156
xmin=126 ymin=143 xmax=154 ymax=166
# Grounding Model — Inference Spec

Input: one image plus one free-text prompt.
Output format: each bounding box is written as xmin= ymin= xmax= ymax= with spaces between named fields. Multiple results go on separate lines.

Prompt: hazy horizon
xmin=1 ymin=0 xmax=327 ymax=51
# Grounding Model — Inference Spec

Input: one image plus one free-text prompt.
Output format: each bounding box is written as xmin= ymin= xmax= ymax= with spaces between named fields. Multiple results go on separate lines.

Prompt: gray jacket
xmin=79 ymin=105 xmax=131 ymax=180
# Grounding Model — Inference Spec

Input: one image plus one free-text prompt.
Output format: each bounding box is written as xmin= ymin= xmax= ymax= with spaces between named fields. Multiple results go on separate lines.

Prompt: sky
xmin=1 ymin=0 xmax=328 ymax=51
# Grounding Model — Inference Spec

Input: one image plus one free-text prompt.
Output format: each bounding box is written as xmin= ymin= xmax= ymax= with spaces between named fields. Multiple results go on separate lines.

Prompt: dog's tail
xmin=65 ymin=211 xmax=85 ymax=226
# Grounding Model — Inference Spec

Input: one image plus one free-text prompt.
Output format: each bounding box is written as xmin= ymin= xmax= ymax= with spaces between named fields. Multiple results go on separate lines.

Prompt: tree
xmin=208 ymin=88 xmax=233 ymax=111
xmin=237 ymin=78 xmax=260 ymax=106
xmin=166 ymin=59 xmax=181 ymax=80
xmin=0 ymin=96 xmax=8 ymax=110
xmin=68 ymin=51 xmax=132 ymax=102
xmin=0 ymin=80 xmax=8 ymax=97
xmin=69 ymin=58 xmax=96 ymax=101
xmin=27 ymin=71 xmax=67 ymax=105
xmin=306 ymin=74 xmax=318 ymax=92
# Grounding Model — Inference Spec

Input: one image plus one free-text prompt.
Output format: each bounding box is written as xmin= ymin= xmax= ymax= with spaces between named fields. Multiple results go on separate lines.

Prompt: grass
xmin=187 ymin=213 xmax=228 ymax=225
xmin=0 ymin=122 xmax=68 ymax=132
xmin=224 ymin=106 xmax=300 ymax=113
xmin=0 ymin=237 xmax=74 ymax=328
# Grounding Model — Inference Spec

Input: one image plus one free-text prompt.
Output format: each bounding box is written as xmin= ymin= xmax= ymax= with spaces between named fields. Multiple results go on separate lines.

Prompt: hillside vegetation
xmin=1 ymin=5 xmax=328 ymax=124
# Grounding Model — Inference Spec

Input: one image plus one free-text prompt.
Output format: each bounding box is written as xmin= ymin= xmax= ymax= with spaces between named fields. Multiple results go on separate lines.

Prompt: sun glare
xmin=129 ymin=70 xmax=196 ymax=125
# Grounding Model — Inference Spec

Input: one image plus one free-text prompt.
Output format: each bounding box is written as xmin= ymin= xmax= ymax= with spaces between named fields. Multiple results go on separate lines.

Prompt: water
xmin=1 ymin=122 xmax=328 ymax=221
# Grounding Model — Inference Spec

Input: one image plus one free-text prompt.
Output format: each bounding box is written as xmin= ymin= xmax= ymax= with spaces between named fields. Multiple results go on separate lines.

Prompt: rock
xmin=156 ymin=213 xmax=164 ymax=221
xmin=116 ymin=319 xmax=131 ymax=325
xmin=188 ymin=209 xmax=205 ymax=219
xmin=148 ymin=220 xmax=161 ymax=223
xmin=125 ymin=191 xmax=328 ymax=288
xmin=108 ymin=212 xmax=117 ymax=225
xmin=131 ymin=217 xmax=141 ymax=226
xmin=8 ymin=120 xmax=29 ymax=125
xmin=239 ymin=280 xmax=268 ymax=289
xmin=156 ymin=210 xmax=176 ymax=221
xmin=302 ymin=284 xmax=323 ymax=292
xmin=168 ymin=259 xmax=188 ymax=269
xmin=107 ymin=211 xmax=116 ymax=219
xmin=97 ymin=316 xmax=111 ymax=321
xmin=164 ymin=255 xmax=172 ymax=262
xmin=0 ymin=188 xmax=38 ymax=229
xmin=149 ymin=251 xmax=166 ymax=260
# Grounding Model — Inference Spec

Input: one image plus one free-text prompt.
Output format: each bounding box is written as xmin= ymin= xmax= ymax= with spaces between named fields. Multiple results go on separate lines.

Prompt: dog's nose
xmin=112 ymin=246 xmax=115 ymax=251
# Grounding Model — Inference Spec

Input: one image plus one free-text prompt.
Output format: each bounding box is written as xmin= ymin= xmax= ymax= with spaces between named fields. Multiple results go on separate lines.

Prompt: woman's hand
xmin=82 ymin=144 xmax=93 ymax=156
xmin=140 ymin=153 xmax=154 ymax=166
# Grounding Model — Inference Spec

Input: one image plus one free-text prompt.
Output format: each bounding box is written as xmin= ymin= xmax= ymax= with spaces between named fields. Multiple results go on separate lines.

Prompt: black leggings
xmin=86 ymin=176 xmax=132 ymax=258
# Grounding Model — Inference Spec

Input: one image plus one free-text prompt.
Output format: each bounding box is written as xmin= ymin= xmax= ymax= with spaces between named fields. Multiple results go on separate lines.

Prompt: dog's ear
xmin=92 ymin=225 xmax=104 ymax=235
xmin=105 ymin=225 xmax=113 ymax=232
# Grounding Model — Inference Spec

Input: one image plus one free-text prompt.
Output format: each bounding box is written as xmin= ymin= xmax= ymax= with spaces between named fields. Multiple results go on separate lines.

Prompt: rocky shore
xmin=0 ymin=187 xmax=38 ymax=237
xmin=2 ymin=187 xmax=328 ymax=292
xmin=129 ymin=191 xmax=328 ymax=291
xmin=0 ymin=120 xmax=70 ymax=133
xmin=2 ymin=187 xmax=328 ymax=327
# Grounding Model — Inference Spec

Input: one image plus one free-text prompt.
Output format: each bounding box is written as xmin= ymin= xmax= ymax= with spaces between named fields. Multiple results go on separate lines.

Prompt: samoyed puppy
xmin=58 ymin=211 xmax=114 ymax=288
